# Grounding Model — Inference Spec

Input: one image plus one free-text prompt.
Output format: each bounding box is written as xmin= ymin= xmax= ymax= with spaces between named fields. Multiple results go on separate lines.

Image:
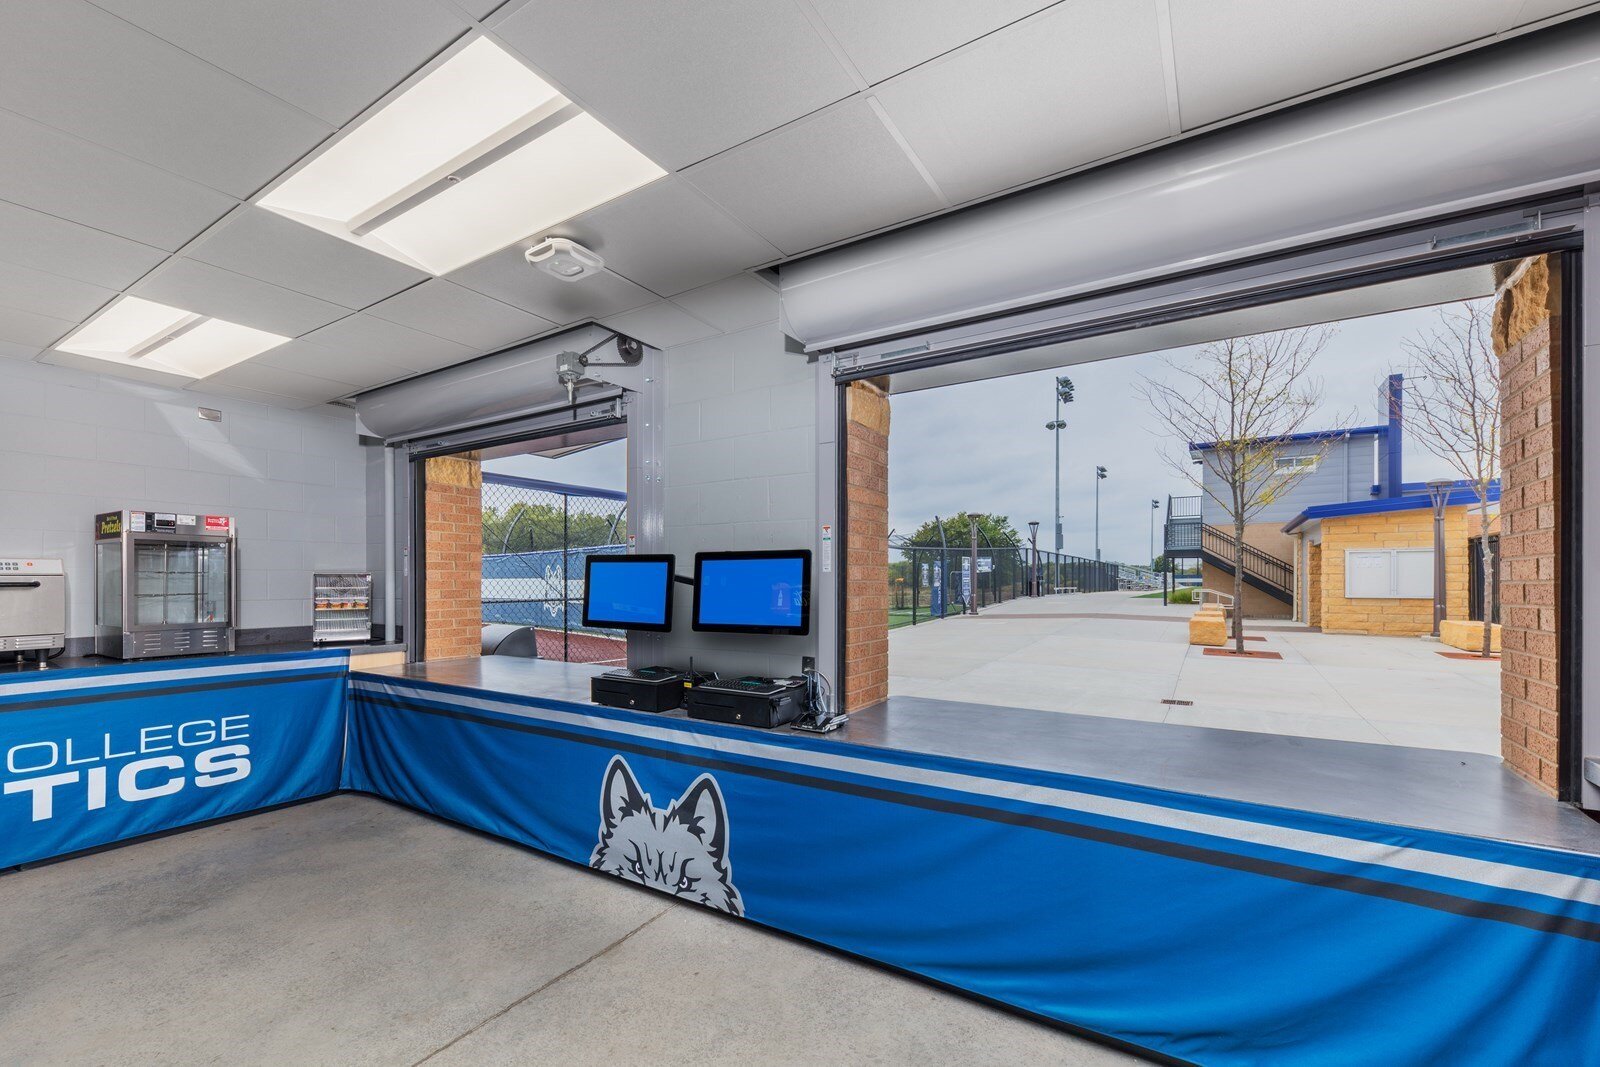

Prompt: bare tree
xmin=1396 ymin=299 xmax=1501 ymax=657
xmin=1140 ymin=327 xmax=1341 ymax=653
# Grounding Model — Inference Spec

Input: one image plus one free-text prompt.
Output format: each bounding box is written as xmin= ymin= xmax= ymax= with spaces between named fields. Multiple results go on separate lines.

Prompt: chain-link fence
xmin=481 ymin=473 xmax=628 ymax=663
xmin=889 ymin=525 xmax=1119 ymax=628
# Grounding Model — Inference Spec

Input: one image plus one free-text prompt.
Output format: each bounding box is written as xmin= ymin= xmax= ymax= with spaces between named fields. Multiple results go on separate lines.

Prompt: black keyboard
xmin=698 ymin=676 xmax=799 ymax=696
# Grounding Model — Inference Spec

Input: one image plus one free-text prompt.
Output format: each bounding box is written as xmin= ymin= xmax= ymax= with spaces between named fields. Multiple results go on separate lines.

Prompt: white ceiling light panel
xmin=55 ymin=295 xmax=290 ymax=380
xmin=259 ymin=37 xmax=665 ymax=275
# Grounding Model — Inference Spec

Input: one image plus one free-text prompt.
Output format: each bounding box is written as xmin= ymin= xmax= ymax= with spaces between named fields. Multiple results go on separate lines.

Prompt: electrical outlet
xmin=801 ymin=656 xmax=816 ymax=673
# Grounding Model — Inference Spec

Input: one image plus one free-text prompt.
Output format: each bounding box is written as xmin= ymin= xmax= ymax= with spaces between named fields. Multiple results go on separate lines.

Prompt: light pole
xmin=1149 ymin=498 xmax=1159 ymax=569
xmin=1426 ymin=479 xmax=1453 ymax=637
xmin=1094 ymin=465 xmax=1108 ymax=561
xmin=1046 ymin=376 xmax=1075 ymax=551
xmin=1027 ymin=520 xmax=1040 ymax=597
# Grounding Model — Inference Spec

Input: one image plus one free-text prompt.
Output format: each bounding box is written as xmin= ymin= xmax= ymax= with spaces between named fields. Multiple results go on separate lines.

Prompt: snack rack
xmin=312 ymin=572 xmax=373 ymax=644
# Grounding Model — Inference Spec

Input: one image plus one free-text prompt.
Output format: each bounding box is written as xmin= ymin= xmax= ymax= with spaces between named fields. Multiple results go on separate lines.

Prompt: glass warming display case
xmin=312 ymin=572 xmax=373 ymax=644
xmin=95 ymin=510 xmax=236 ymax=659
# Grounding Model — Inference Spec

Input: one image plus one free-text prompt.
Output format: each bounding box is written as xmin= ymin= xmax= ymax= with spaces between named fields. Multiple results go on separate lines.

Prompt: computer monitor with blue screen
xmin=692 ymin=550 xmax=811 ymax=635
xmin=582 ymin=554 xmax=675 ymax=632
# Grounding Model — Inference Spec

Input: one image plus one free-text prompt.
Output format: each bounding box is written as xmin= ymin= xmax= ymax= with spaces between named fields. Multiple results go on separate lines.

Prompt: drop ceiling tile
xmin=601 ymin=301 xmax=720 ymax=350
xmin=0 ymin=201 xmax=167 ymax=290
xmin=448 ymin=246 xmax=656 ymax=323
xmin=0 ymin=305 xmax=78 ymax=349
xmin=669 ymin=274 xmax=778 ymax=333
xmin=189 ymin=206 xmax=428 ymax=310
xmin=0 ymin=261 xmax=117 ymax=323
xmin=0 ymin=2 xmax=331 ymax=198
xmin=1510 ymin=0 xmax=1599 ymax=24
xmin=134 ymin=258 xmax=350 ymax=336
xmin=0 ymin=341 xmax=42 ymax=362
xmin=494 ymin=0 xmax=857 ymax=169
xmin=196 ymin=361 xmax=354 ymax=404
xmin=874 ymin=0 xmax=1170 ymax=205
xmin=88 ymin=0 xmax=467 ymax=126
xmin=247 ymin=339 xmax=407 ymax=391
xmin=299 ymin=314 xmax=479 ymax=375
xmin=0 ymin=112 xmax=236 ymax=251
xmin=555 ymin=179 xmax=781 ymax=297
xmin=682 ymin=100 xmax=942 ymax=254
xmin=806 ymin=0 xmax=1057 ymax=84
xmin=365 ymin=280 xmax=555 ymax=351
xmin=1169 ymin=0 xmax=1504 ymax=129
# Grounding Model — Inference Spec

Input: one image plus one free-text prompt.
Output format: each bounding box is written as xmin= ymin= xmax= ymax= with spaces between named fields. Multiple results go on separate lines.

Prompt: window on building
xmin=1273 ymin=455 xmax=1319 ymax=476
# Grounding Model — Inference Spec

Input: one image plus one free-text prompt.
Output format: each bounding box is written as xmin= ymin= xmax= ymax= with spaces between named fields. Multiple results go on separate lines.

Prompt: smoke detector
xmin=526 ymin=237 xmax=604 ymax=282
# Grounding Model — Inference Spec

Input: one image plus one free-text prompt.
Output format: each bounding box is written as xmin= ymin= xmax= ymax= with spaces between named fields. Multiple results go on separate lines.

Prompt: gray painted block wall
xmin=0 ymin=356 xmax=379 ymax=640
xmin=654 ymin=287 xmax=822 ymax=680
xmin=1198 ymin=432 xmax=1389 ymax=525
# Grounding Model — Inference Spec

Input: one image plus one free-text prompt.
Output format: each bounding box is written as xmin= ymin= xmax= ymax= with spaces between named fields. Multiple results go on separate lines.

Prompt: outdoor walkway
xmin=889 ymin=591 xmax=1502 ymax=755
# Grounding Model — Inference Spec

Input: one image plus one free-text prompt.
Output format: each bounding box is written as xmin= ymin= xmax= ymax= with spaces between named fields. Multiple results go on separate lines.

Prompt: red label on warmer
xmin=204 ymin=515 xmax=230 ymax=530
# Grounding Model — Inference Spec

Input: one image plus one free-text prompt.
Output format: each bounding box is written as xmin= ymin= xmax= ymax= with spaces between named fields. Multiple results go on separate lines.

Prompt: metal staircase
xmin=1163 ymin=496 xmax=1294 ymax=604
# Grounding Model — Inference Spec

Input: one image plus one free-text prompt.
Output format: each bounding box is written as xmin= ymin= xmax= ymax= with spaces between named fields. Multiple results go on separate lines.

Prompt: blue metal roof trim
xmin=482 ymin=472 xmax=628 ymax=502
xmin=1189 ymin=424 xmax=1388 ymax=452
xmin=1282 ymin=483 xmax=1501 ymax=533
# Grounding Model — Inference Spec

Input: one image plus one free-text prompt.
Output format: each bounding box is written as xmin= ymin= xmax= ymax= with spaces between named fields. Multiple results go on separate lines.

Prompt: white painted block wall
xmin=0 ymin=357 xmax=380 ymax=640
xmin=656 ymin=284 xmax=823 ymax=679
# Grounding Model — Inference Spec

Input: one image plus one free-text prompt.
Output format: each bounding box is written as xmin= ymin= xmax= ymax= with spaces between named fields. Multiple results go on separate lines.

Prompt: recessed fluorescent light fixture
xmin=258 ymin=37 xmax=665 ymax=276
xmin=55 ymin=296 xmax=290 ymax=379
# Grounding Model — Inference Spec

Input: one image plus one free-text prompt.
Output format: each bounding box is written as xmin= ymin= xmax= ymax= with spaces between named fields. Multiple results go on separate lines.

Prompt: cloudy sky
xmin=483 ymin=438 xmax=627 ymax=491
xmin=888 ymin=302 xmax=1486 ymax=565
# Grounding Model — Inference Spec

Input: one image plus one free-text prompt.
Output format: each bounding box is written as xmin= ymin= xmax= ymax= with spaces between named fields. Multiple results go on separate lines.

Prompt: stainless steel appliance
xmin=95 ymin=510 xmax=237 ymax=659
xmin=0 ymin=558 xmax=66 ymax=665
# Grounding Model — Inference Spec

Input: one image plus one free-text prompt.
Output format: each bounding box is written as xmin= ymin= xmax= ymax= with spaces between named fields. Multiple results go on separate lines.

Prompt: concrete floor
xmin=0 ymin=795 xmax=1142 ymax=1066
xmin=891 ymin=591 xmax=1501 ymax=754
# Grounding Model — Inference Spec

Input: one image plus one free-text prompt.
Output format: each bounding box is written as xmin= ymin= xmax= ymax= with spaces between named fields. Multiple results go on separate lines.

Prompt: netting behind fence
xmin=481 ymin=473 xmax=628 ymax=663
xmin=889 ymin=535 xmax=1119 ymax=628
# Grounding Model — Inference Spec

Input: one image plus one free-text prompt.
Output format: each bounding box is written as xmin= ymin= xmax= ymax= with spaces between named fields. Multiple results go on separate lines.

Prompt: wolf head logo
xmin=589 ymin=756 xmax=743 ymax=916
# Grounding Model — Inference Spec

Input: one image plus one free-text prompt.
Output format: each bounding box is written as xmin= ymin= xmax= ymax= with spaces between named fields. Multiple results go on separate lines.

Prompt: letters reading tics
xmin=3 ymin=715 xmax=252 ymax=821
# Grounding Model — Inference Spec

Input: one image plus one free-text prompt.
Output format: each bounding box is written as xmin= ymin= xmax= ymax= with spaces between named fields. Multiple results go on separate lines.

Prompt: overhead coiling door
xmin=777 ymin=21 xmax=1600 ymax=371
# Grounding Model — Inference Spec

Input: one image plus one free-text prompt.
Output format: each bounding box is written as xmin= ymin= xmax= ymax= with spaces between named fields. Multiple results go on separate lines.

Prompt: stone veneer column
xmin=1494 ymin=255 xmax=1563 ymax=794
xmin=423 ymin=452 xmax=483 ymax=660
xmin=844 ymin=379 xmax=891 ymax=711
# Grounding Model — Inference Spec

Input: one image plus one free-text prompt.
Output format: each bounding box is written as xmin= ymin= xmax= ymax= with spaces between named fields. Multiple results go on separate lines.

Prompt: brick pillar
xmin=1495 ymin=255 xmax=1562 ymax=794
xmin=844 ymin=379 xmax=891 ymax=711
xmin=423 ymin=452 xmax=483 ymax=660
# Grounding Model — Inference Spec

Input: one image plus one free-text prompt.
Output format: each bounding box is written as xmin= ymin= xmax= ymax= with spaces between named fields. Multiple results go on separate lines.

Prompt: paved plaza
xmin=889 ymin=591 xmax=1502 ymax=755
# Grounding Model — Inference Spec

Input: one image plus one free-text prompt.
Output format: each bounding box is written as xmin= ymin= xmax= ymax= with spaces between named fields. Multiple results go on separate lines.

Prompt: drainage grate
xmin=1161 ymin=698 xmax=1194 ymax=706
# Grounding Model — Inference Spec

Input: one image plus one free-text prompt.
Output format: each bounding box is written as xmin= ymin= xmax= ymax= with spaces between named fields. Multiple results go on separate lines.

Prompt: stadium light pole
xmin=1094 ymin=465 xmax=1109 ymax=561
xmin=1046 ymin=376 xmax=1075 ymax=552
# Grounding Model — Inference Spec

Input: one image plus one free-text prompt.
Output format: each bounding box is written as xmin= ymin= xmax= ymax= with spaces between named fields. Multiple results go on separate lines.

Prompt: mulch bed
xmin=1202 ymin=647 xmax=1284 ymax=660
xmin=1437 ymin=650 xmax=1500 ymax=661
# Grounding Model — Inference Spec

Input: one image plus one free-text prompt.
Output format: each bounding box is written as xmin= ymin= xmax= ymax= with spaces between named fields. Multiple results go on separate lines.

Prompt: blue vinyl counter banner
xmin=346 ymin=673 xmax=1600 ymax=1066
xmin=0 ymin=651 xmax=348 ymax=869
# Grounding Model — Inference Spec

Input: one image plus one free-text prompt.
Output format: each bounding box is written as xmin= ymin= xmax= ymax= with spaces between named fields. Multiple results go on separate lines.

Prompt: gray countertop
xmin=354 ymin=655 xmax=1600 ymax=855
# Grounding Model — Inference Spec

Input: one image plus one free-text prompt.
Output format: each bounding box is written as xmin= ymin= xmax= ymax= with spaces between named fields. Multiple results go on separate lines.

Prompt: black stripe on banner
xmin=0 ymin=670 xmax=347 ymax=713
xmin=354 ymin=688 xmax=1600 ymax=945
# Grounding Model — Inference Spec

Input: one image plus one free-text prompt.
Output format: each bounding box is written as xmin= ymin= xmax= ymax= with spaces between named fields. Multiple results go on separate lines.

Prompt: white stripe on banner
xmin=353 ymin=678 xmax=1600 ymax=908
xmin=0 ymin=656 xmax=343 ymax=697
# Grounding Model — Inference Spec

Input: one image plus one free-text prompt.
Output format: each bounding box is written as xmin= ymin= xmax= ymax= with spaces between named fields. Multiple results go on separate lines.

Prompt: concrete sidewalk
xmin=890 ymin=591 xmax=1501 ymax=755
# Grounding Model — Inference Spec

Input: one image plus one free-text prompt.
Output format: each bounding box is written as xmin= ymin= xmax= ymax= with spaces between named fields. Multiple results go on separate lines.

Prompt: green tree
xmin=905 ymin=512 xmax=1020 ymax=546
xmin=482 ymin=501 xmax=627 ymax=555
